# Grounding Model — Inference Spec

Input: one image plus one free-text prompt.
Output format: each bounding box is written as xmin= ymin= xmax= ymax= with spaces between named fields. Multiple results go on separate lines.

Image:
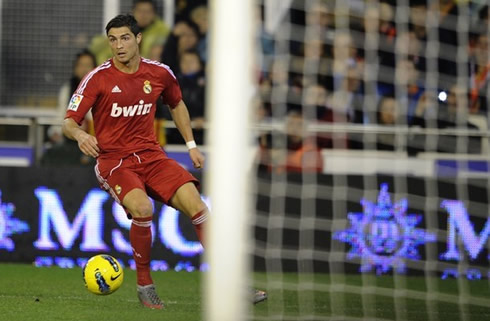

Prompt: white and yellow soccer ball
xmin=83 ymin=254 xmax=124 ymax=295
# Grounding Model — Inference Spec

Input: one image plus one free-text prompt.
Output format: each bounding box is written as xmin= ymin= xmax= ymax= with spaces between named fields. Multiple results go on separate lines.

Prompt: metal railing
xmin=0 ymin=108 xmax=489 ymax=166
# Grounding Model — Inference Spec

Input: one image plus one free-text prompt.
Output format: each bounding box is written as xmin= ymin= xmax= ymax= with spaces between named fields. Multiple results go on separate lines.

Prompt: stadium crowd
xmin=40 ymin=0 xmax=489 ymax=167
xmin=257 ymin=0 xmax=489 ymax=155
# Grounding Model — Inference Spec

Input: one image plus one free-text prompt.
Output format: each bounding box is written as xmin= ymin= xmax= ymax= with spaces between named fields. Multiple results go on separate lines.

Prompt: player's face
xmin=107 ymin=27 xmax=142 ymax=65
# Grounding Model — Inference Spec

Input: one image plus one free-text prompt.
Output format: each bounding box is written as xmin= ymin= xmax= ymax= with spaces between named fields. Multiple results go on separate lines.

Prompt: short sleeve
xmin=161 ymin=68 xmax=182 ymax=108
xmin=65 ymin=73 xmax=99 ymax=125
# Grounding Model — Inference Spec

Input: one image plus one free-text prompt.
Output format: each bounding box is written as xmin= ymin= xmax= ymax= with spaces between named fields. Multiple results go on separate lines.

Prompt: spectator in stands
xmin=41 ymin=125 xmax=94 ymax=166
xmin=328 ymin=56 xmax=364 ymax=124
xmin=305 ymin=0 xmax=334 ymax=43
xmin=376 ymin=96 xmax=399 ymax=151
xmin=479 ymin=5 xmax=489 ymax=27
xmin=409 ymin=85 xmax=481 ymax=154
xmin=255 ymin=99 xmax=272 ymax=123
xmin=256 ymin=5 xmax=275 ymax=76
xmin=394 ymin=59 xmax=425 ymax=124
xmin=378 ymin=2 xmax=397 ymax=42
xmin=89 ymin=0 xmax=170 ymax=65
xmin=365 ymin=1 xmax=396 ymax=44
xmin=469 ymin=30 xmax=489 ymax=114
xmin=331 ymin=31 xmax=361 ymax=82
xmin=378 ymin=96 xmax=398 ymax=126
xmin=45 ymin=125 xmax=64 ymax=150
xmin=57 ymin=50 xmax=97 ymax=118
xmin=409 ymin=0 xmax=459 ymax=79
xmin=179 ymin=51 xmax=205 ymax=131
xmin=258 ymin=110 xmax=323 ymax=173
xmin=57 ymin=49 xmax=97 ymax=135
xmin=303 ymin=84 xmax=329 ymax=121
xmin=294 ymin=1 xmax=333 ymax=89
xmin=189 ymin=5 xmax=208 ymax=63
xmin=174 ymin=0 xmax=207 ymax=23
xmin=327 ymin=30 xmax=363 ymax=121
xmin=395 ymin=30 xmax=426 ymax=73
xmin=434 ymin=0 xmax=459 ymax=78
xmin=163 ymin=50 xmax=206 ymax=145
xmin=303 ymin=83 xmax=350 ymax=149
xmin=409 ymin=0 xmax=428 ymax=41
xmin=379 ymin=35 xmax=425 ymax=119
xmin=161 ymin=20 xmax=200 ymax=73
xmin=41 ymin=137 xmax=95 ymax=166
xmin=259 ymin=58 xmax=302 ymax=118
xmin=290 ymin=37 xmax=329 ymax=89
xmin=306 ymin=1 xmax=331 ymax=31
xmin=363 ymin=2 xmax=396 ymax=70
xmin=46 ymin=50 xmax=97 ymax=166
xmin=439 ymin=85 xmax=475 ymax=129
xmin=442 ymin=84 xmax=481 ymax=154
xmin=147 ymin=39 xmax=165 ymax=61
xmin=410 ymin=92 xmax=438 ymax=129
xmin=177 ymin=24 xmax=199 ymax=60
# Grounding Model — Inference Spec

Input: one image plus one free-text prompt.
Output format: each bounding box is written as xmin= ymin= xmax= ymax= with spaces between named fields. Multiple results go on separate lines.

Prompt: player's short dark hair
xmin=133 ymin=0 xmax=156 ymax=11
xmin=105 ymin=14 xmax=140 ymax=36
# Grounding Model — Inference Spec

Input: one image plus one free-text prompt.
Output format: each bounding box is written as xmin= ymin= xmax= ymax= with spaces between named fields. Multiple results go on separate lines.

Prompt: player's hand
xmin=189 ymin=148 xmax=205 ymax=169
xmin=75 ymin=131 xmax=100 ymax=158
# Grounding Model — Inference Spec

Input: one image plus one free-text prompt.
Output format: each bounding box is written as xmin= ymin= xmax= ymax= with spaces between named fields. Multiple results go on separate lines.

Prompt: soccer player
xmin=62 ymin=14 xmax=266 ymax=309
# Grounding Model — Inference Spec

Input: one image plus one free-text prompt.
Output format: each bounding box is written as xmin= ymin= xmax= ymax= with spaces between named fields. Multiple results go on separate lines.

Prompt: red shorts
xmin=94 ymin=149 xmax=199 ymax=205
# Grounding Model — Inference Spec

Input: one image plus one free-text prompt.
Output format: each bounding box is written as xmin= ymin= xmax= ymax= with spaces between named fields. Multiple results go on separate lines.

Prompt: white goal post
xmin=204 ymin=0 xmax=255 ymax=321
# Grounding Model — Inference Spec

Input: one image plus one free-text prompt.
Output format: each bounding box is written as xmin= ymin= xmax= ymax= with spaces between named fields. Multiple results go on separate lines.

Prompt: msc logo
xmin=110 ymin=100 xmax=153 ymax=117
xmin=0 ymin=190 xmax=29 ymax=251
xmin=333 ymin=184 xmax=436 ymax=274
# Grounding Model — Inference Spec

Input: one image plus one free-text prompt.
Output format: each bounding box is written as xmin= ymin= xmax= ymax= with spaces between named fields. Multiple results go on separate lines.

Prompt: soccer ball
xmin=83 ymin=254 xmax=124 ymax=295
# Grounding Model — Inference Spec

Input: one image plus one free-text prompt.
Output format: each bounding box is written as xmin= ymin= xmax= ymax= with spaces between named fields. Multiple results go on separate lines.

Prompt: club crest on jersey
xmin=115 ymin=185 xmax=122 ymax=195
xmin=68 ymin=94 xmax=83 ymax=111
xmin=143 ymin=80 xmax=152 ymax=94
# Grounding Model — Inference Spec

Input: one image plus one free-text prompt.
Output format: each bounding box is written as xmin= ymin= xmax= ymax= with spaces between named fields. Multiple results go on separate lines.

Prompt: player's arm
xmin=63 ymin=117 xmax=100 ymax=158
xmin=62 ymin=71 xmax=100 ymax=158
xmin=169 ymin=100 xmax=205 ymax=169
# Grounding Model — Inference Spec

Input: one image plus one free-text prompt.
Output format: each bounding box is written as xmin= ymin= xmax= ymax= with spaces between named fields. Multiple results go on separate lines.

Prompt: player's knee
xmin=131 ymin=201 xmax=153 ymax=218
xmin=178 ymin=198 xmax=206 ymax=218
xmin=191 ymin=200 xmax=208 ymax=217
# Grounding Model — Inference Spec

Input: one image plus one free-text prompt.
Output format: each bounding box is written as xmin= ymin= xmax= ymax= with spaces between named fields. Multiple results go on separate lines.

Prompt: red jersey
xmin=65 ymin=58 xmax=182 ymax=159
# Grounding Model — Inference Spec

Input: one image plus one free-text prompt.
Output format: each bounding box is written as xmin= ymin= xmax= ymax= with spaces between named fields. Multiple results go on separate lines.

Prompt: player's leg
xmin=96 ymin=159 xmax=163 ymax=309
xmin=142 ymin=154 xmax=206 ymax=244
xmin=123 ymin=188 xmax=153 ymax=217
xmin=122 ymin=188 xmax=154 ymax=284
xmin=169 ymin=182 xmax=267 ymax=304
xmin=168 ymin=182 xmax=209 ymax=246
xmin=143 ymin=154 xmax=267 ymax=304
xmin=122 ymin=188 xmax=165 ymax=309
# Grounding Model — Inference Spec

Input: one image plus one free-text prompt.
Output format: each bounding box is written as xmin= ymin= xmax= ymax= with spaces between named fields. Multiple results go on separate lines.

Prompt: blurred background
xmin=0 ymin=0 xmax=488 ymax=167
xmin=0 ymin=0 xmax=490 ymax=319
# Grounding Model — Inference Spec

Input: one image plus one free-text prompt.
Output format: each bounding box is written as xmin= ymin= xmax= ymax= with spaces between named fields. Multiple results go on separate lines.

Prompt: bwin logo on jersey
xmin=0 ymin=190 xmax=29 ymax=251
xmin=333 ymin=184 xmax=436 ymax=274
xmin=110 ymin=100 xmax=153 ymax=117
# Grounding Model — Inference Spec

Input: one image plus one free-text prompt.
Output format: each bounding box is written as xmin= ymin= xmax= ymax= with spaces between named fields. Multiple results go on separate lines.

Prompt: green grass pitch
xmin=0 ymin=263 xmax=202 ymax=321
xmin=1 ymin=263 xmax=490 ymax=321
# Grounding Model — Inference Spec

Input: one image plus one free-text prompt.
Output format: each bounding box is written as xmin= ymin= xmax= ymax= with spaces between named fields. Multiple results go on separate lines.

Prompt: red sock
xmin=191 ymin=209 xmax=208 ymax=248
xmin=130 ymin=216 xmax=153 ymax=286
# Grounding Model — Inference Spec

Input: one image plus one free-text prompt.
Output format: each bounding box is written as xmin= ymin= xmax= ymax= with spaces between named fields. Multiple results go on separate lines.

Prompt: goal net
xmin=247 ymin=0 xmax=490 ymax=320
